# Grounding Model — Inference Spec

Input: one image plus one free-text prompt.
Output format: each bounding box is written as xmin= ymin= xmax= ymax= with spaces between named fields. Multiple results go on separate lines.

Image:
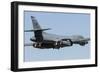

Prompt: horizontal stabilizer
xmin=24 ymin=28 xmax=51 ymax=32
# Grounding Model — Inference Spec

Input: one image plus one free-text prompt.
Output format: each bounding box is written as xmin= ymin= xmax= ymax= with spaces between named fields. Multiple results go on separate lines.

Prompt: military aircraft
xmin=24 ymin=16 xmax=90 ymax=49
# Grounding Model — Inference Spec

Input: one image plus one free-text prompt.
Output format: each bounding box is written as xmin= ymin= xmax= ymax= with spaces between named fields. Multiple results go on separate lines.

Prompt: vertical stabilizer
xmin=31 ymin=16 xmax=42 ymax=30
xmin=31 ymin=16 xmax=43 ymax=42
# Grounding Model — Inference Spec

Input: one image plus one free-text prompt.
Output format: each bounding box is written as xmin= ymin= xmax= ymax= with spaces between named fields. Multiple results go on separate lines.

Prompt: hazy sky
xmin=24 ymin=11 xmax=90 ymax=62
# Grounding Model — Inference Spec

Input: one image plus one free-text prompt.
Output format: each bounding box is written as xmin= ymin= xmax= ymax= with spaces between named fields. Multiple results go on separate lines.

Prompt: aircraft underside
xmin=32 ymin=39 xmax=73 ymax=49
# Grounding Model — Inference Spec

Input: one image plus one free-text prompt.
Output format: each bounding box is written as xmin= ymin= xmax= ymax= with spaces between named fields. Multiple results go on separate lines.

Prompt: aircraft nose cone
xmin=87 ymin=38 xmax=90 ymax=41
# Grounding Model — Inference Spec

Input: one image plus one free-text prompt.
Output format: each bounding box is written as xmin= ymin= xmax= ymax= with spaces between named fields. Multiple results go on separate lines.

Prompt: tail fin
xmin=31 ymin=16 xmax=42 ymax=30
xmin=25 ymin=16 xmax=51 ymax=32
xmin=25 ymin=16 xmax=51 ymax=42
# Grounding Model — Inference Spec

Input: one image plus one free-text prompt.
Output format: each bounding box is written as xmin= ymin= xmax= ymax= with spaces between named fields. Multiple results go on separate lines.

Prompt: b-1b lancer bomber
xmin=24 ymin=16 xmax=90 ymax=49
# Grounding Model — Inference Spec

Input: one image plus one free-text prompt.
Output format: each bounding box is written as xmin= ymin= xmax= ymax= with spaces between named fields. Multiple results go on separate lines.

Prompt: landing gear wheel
xmin=79 ymin=43 xmax=85 ymax=46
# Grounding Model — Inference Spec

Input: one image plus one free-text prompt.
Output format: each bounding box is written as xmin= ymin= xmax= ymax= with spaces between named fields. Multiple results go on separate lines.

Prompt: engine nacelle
xmin=60 ymin=39 xmax=73 ymax=46
xmin=54 ymin=39 xmax=73 ymax=49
